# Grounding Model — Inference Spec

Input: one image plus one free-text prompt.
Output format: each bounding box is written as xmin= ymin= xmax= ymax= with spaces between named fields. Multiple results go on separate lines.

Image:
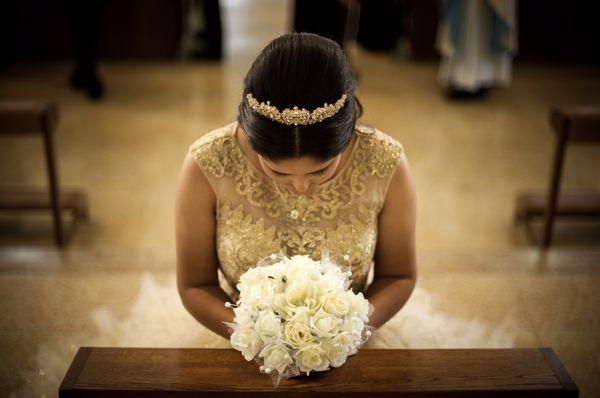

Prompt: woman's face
xmin=258 ymin=154 xmax=342 ymax=194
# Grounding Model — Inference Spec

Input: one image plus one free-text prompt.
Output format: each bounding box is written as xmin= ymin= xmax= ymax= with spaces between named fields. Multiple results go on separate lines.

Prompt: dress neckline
xmin=229 ymin=120 xmax=360 ymax=196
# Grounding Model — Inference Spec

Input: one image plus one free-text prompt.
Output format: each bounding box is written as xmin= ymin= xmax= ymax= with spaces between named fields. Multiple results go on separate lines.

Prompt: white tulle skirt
xmin=13 ymin=271 xmax=516 ymax=397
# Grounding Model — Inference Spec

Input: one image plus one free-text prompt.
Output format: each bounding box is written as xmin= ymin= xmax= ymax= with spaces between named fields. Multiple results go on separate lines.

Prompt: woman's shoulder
xmin=355 ymin=123 xmax=405 ymax=178
xmin=189 ymin=121 xmax=237 ymax=153
xmin=188 ymin=121 xmax=238 ymax=179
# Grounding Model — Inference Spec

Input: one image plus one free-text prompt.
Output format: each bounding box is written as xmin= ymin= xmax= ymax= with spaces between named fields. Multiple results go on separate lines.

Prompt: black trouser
xmin=293 ymin=0 xmax=348 ymax=48
xmin=63 ymin=0 xmax=105 ymax=76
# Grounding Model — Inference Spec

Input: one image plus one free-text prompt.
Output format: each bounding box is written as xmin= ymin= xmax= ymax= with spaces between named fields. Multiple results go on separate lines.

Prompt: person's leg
xmin=202 ymin=0 xmax=222 ymax=59
xmin=188 ymin=0 xmax=222 ymax=60
xmin=65 ymin=0 xmax=105 ymax=99
xmin=293 ymin=0 xmax=347 ymax=48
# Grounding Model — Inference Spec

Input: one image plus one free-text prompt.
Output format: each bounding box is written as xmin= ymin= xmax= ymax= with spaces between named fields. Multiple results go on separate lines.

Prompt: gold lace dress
xmin=189 ymin=120 xmax=404 ymax=303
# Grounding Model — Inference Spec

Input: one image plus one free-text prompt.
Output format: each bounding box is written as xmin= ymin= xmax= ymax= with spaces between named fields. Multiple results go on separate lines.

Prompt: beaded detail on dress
xmin=189 ymin=121 xmax=404 ymax=301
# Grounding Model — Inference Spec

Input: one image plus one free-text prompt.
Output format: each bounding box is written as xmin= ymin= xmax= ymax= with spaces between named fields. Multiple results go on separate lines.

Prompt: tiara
xmin=246 ymin=92 xmax=347 ymax=125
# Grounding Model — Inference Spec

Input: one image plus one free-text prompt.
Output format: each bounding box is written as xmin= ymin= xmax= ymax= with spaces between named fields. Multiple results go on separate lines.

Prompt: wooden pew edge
xmin=59 ymin=347 xmax=92 ymax=397
xmin=58 ymin=347 xmax=580 ymax=397
xmin=540 ymin=347 xmax=579 ymax=397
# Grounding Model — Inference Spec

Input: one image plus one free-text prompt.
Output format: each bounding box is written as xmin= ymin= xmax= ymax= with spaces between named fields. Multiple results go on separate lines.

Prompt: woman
xmin=175 ymin=32 xmax=417 ymax=343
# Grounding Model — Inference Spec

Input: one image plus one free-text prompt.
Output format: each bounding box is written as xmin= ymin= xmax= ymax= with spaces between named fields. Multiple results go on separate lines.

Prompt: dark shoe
xmin=85 ymin=73 xmax=104 ymax=100
xmin=445 ymin=86 xmax=490 ymax=100
xmin=190 ymin=47 xmax=222 ymax=61
xmin=69 ymin=67 xmax=104 ymax=100
xmin=68 ymin=68 xmax=87 ymax=89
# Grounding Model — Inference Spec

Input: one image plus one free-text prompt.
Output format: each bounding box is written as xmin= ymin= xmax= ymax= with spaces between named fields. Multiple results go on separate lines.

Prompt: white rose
xmin=282 ymin=265 xmax=305 ymax=282
xmin=289 ymin=306 xmax=311 ymax=324
xmin=254 ymin=310 xmax=283 ymax=343
xmin=294 ymin=343 xmax=330 ymax=374
xmin=245 ymin=277 xmax=279 ymax=307
xmin=347 ymin=291 xmax=370 ymax=321
xmin=287 ymin=254 xmax=316 ymax=271
xmin=309 ymin=308 xmax=341 ymax=338
xmin=238 ymin=267 xmax=264 ymax=288
xmin=285 ymin=279 xmax=319 ymax=308
xmin=322 ymin=293 xmax=351 ymax=317
xmin=322 ymin=334 xmax=351 ymax=367
xmin=269 ymin=270 xmax=288 ymax=292
xmin=233 ymin=306 xmax=254 ymax=326
xmin=283 ymin=320 xmax=316 ymax=349
xmin=271 ymin=292 xmax=294 ymax=320
xmin=277 ymin=258 xmax=306 ymax=282
xmin=258 ymin=343 xmax=293 ymax=374
xmin=320 ymin=269 xmax=346 ymax=292
xmin=341 ymin=315 xmax=365 ymax=338
xmin=230 ymin=324 xmax=263 ymax=361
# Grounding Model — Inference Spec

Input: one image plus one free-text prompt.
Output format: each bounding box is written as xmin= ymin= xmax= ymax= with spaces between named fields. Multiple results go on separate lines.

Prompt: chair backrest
xmin=0 ymin=101 xmax=58 ymax=135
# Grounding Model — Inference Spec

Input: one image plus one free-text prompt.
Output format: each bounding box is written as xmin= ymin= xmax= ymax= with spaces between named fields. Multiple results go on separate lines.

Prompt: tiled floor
xmin=1 ymin=0 xmax=600 ymax=397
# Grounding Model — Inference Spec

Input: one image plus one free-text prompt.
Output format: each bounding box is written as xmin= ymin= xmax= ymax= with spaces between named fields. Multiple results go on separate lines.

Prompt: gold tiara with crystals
xmin=245 ymin=92 xmax=348 ymax=125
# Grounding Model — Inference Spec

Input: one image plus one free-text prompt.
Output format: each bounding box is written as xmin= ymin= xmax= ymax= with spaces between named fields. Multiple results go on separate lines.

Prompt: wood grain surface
xmin=59 ymin=347 xmax=578 ymax=397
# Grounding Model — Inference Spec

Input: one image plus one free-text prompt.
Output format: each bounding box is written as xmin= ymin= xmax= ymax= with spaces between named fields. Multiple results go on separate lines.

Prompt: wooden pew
xmin=514 ymin=105 xmax=600 ymax=247
xmin=0 ymin=101 xmax=89 ymax=245
xmin=59 ymin=347 xmax=578 ymax=397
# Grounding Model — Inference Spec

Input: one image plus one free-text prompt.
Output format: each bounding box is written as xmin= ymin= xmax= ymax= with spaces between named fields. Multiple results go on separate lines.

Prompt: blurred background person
xmin=293 ymin=0 xmax=349 ymax=48
xmin=436 ymin=0 xmax=517 ymax=99
xmin=178 ymin=0 xmax=223 ymax=60
xmin=64 ymin=0 xmax=106 ymax=100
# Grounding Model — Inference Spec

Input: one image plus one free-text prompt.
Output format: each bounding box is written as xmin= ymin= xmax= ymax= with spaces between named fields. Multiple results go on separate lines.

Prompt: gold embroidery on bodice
xmin=190 ymin=121 xmax=404 ymax=301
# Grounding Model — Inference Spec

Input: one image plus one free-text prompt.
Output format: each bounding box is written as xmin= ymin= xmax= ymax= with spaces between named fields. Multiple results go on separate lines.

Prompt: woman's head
xmin=237 ymin=32 xmax=362 ymax=194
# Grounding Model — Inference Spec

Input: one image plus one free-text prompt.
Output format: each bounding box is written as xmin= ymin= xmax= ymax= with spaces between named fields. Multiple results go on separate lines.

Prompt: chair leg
xmin=42 ymin=115 xmax=65 ymax=246
xmin=542 ymin=127 xmax=568 ymax=247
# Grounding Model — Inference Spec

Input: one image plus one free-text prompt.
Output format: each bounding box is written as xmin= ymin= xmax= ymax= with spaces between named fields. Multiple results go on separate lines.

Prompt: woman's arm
xmin=365 ymin=152 xmax=417 ymax=329
xmin=175 ymin=152 xmax=235 ymax=340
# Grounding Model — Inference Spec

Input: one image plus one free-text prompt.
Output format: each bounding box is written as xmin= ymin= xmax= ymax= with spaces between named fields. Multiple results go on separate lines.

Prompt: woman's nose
xmin=292 ymin=178 xmax=310 ymax=193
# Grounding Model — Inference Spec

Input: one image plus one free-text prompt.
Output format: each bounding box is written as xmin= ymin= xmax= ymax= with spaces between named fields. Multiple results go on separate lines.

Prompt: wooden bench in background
xmin=515 ymin=105 xmax=600 ymax=247
xmin=0 ymin=101 xmax=89 ymax=246
xmin=59 ymin=347 xmax=578 ymax=397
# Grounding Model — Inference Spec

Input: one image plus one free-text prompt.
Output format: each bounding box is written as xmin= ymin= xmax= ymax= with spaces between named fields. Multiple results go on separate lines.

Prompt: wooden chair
xmin=515 ymin=105 xmax=600 ymax=247
xmin=60 ymin=347 xmax=579 ymax=397
xmin=0 ymin=101 xmax=89 ymax=246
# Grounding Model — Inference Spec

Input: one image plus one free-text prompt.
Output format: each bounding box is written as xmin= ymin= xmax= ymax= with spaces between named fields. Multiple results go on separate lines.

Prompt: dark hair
xmin=237 ymin=32 xmax=363 ymax=162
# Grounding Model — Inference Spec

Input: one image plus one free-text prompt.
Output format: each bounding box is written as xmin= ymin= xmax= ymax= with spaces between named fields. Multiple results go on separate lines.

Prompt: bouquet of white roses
xmin=223 ymin=251 xmax=375 ymax=387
